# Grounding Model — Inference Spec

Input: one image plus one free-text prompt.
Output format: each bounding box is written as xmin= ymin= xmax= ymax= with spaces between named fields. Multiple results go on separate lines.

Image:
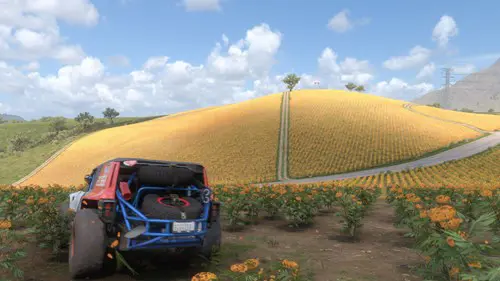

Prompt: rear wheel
xmin=200 ymin=215 xmax=222 ymax=258
xmin=69 ymin=209 xmax=113 ymax=279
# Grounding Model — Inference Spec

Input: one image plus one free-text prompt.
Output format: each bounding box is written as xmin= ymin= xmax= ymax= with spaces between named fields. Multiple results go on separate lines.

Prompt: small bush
xmin=7 ymin=133 xmax=32 ymax=152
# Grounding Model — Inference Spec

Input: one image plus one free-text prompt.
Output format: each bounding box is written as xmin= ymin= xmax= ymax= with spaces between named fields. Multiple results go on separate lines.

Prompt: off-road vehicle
xmin=66 ymin=158 xmax=221 ymax=279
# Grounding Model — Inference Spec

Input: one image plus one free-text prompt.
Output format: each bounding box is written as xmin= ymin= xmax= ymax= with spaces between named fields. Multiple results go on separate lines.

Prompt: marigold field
xmin=411 ymin=104 xmax=500 ymax=131
xmin=288 ymin=90 xmax=482 ymax=178
xmin=19 ymin=94 xmax=282 ymax=186
xmin=336 ymin=144 xmax=500 ymax=189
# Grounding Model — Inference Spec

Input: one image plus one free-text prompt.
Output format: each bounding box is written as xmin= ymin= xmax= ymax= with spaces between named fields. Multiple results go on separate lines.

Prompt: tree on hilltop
xmin=354 ymin=85 xmax=365 ymax=92
xmin=345 ymin=82 xmax=357 ymax=91
xmin=103 ymin=107 xmax=120 ymax=124
xmin=282 ymin=74 xmax=301 ymax=92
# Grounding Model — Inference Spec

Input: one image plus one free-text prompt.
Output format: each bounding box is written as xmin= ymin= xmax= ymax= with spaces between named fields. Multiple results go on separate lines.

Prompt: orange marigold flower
xmin=415 ymin=204 xmax=423 ymax=209
xmin=436 ymin=195 xmax=451 ymax=204
xmin=419 ymin=211 xmax=428 ymax=219
xmin=468 ymin=261 xmax=481 ymax=268
xmin=424 ymin=256 xmax=431 ymax=264
xmin=480 ymin=189 xmax=493 ymax=197
xmin=38 ymin=197 xmax=49 ymax=204
xmin=449 ymin=267 xmax=460 ymax=277
xmin=428 ymin=205 xmax=457 ymax=222
xmin=458 ymin=231 xmax=468 ymax=240
xmin=295 ymin=196 xmax=302 ymax=201
xmin=191 ymin=272 xmax=217 ymax=281
xmin=0 ymin=220 xmax=12 ymax=230
xmin=282 ymin=259 xmax=299 ymax=269
xmin=244 ymin=258 xmax=259 ymax=270
xmin=447 ymin=237 xmax=456 ymax=247
xmin=230 ymin=263 xmax=248 ymax=273
xmin=335 ymin=192 xmax=343 ymax=198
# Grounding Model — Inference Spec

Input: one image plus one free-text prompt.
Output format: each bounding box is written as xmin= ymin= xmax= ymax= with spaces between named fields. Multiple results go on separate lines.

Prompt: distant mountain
xmin=413 ymin=58 xmax=500 ymax=112
xmin=0 ymin=113 xmax=25 ymax=122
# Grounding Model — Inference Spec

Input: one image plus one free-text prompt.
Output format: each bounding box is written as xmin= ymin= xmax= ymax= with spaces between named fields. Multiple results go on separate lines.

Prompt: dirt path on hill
xmin=277 ymin=91 xmax=290 ymax=181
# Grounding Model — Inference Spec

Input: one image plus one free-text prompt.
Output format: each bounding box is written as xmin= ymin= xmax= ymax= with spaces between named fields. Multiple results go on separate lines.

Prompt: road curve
xmin=268 ymin=132 xmax=500 ymax=185
xmin=403 ymin=104 xmax=489 ymax=133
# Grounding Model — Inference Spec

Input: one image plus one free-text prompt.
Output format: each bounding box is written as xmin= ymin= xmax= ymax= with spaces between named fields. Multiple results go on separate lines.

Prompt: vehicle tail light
xmin=119 ymin=182 xmax=132 ymax=201
xmin=203 ymin=168 xmax=209 ymax=187
xmin=98 ymin=200 xmax=116 ymax=223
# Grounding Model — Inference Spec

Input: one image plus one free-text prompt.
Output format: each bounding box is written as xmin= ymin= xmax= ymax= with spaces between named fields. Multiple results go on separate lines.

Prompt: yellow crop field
xmin=19 ymin=94 xmax=282 ymax=186
xmin=339 ymin=144 xmax=500 ymax=189
xmin=288 ymin=90 xmax=482 ymax=178
xmin=411 ymin=105 xmax=500 ymax=131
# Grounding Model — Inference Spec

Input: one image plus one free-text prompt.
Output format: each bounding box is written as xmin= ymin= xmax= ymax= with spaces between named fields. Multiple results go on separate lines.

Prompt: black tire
xmin=200 ymin=214 xmax=222 ymax=258
xmin=140 ymin=194 xmax=203 ymax=220
xmin=69 ymin=209 xmax=110 ymax=279
xmin=184 ymin=214 xmax=221 ymax=260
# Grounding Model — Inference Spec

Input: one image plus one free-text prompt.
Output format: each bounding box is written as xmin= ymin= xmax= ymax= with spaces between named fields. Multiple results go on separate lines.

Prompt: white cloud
xmin=327 ymin=10 xmax=352 ymax=33
xmin=452 ymin=64 xmax=476 ymax=74
xmin=53 ymin=45 xmax=86 ymax=64
xmin=416 ymin=62 xmax=436 ymax=80
xmin=0 ymin=0 xmax=94 ymax=63
xmin=0 ymin=23 xmax=286 ymax=119
xmin=327 ymin=9 xmax=370 ymax=33
xmin=108 ymin=55 xmax=130 ymax=67
xmin=23 ymin=61 xmax=40 ymax=71
xmin=317 ymin=47 xmax=373 ymax=86
xmin=383 ymin=45 xmax=431 ymax=70
xmin=182 ymin=0 xmax=221 ymax=11
xmin=373 ymin=78 xmax=434 ymax=100
xmin=25 ymin=0 xmax=99 ymax=26
xmin=432 ymin=15 xmax=458 ymax=48
xmin=222 ymin=34 xmax=229 ymax=46
xmin=143 ymin=56 xmax=169 ymax=70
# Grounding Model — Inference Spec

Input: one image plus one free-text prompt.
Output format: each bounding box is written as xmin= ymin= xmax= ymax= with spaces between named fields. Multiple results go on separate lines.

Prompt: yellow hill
xmin=20 ymin=94 xmax=282 ymax=186
xmin=288 ymin=90 xmax=481 ymax=178
xmin=20 ymin=89 xmax=490 ymax=186
xmin=410 ymin=105 xmax=500 ymax=131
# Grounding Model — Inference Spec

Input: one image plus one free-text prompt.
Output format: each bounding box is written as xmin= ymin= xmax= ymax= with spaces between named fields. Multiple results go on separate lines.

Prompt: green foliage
xmin=488 ymin=108 xmax=495 ymax=113
xmin=282 ymin=74 xmax=301 ymax=92
xmin=428 ymin=103 xmax=441 ymax=108
xmin=48 ymin=117 xmax=67 ymax=133
xmin=354 ymin=85 xmax=365 ymax=92
xmin=461 ymin=108 xmax=475 ymax=113
xmin=74 ymin=112 xmax=95 ymax=130
xmin=103 ymin=107 xmax=120 ymax=124
xmin=345 ymin=82 xmax=357 ymax=91
xmin=7 ymin=133 xmax=32 ymax=153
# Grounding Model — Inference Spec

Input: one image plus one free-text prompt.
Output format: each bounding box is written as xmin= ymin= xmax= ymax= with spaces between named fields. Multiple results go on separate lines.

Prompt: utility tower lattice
xmin=442 ymin=67 xmax=454 ymax=108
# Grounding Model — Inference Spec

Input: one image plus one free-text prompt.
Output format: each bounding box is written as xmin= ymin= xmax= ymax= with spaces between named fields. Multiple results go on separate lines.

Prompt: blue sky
xmin=1 ymin=0 xmax=500 ymax=120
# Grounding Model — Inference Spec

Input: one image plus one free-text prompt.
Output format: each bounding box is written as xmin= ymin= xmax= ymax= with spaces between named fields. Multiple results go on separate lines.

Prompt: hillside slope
xmin=413 ymin=58 xmax=500 ymax=111
xmin=288 ymin=90 xmax=482 ymax=178
xmin=409 ymin=105 xmax=500 ymax=131
xmin=19 ymin=94 xmax=282 ymax=186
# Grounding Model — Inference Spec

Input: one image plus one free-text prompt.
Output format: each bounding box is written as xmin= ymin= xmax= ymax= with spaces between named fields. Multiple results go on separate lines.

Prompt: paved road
xmin=269 ymin=131 xmax=500 ymax=184
xmin=404 ymin=103 xmax=488 ymax=133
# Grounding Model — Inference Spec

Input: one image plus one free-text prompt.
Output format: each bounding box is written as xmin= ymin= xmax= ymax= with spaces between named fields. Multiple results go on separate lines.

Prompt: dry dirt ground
xmin=15 ymin=200 xmax=424 ymax=281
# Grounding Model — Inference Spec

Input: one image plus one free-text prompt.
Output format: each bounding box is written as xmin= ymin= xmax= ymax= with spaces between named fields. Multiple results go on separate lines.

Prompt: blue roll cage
xmin=86 ymin=170 xmax=212 ymax=251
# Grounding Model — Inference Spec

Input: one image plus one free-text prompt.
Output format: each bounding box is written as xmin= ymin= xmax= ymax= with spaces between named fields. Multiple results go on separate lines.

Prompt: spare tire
xmin=140 ymin=194 xmax=203 ymax=220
